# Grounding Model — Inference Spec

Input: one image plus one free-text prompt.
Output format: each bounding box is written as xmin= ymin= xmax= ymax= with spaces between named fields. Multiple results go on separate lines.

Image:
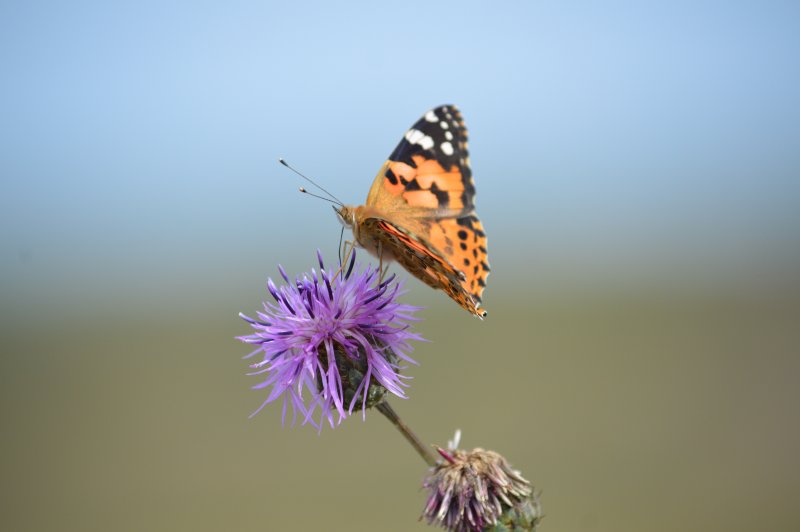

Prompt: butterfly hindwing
xmin=361 ymin=218 xmax=486 ymax=316
xmin=428 ymin=214 xmax=489 ymax=306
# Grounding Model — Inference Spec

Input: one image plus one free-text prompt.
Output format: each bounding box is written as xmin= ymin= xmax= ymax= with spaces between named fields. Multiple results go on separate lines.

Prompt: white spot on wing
xmin=424 ymin=110 xmax=438 ymax=122
xmin=405 ymin=128 xmax=434 ymax=150
xmin=445 ymin=131 xmax=453 ymax=140
xmin=405 ymin=129 xmax=423 ymax=144
xmin=441 ymin=141 xmax=454 ymax=155
xmin=440 ymin=121 xmax=449 ymax=129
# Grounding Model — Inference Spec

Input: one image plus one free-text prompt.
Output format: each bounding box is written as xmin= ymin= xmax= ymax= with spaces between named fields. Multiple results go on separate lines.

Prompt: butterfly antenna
xmin=278 ymin=158 xmax=344 ymax=206
xmin=298 ymin=187 xmax=339 ymax=204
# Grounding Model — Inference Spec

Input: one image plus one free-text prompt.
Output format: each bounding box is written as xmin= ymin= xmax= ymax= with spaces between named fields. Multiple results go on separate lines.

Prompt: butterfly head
xmin=334 ymin=205 xmax=356 ymax=228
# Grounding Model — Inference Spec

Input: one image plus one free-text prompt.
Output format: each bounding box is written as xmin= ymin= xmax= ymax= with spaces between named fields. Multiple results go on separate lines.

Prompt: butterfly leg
xmin=377 ymin=241 xmax=388 ymax=282
xmin=338 ymin=232 xmax=354 ymax=273
xmin=376 ymin=245 xmax=392 ymax=282
xmin=379 ymin=256 xmax=391 ymax=282
xmin=334 ymin=239 xmax=357 ymax=278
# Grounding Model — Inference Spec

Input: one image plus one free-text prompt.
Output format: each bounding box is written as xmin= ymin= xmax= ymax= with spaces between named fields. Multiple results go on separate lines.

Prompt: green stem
xmin=376 ymin=401 xmax=437 ymax=467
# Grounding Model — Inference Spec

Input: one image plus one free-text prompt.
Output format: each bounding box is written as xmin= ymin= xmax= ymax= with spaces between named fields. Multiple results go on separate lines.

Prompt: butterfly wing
xmin=362 ymin=105 xmax=489 ymax=316
xmin=366 ymin=104 xmax=474 ymax=216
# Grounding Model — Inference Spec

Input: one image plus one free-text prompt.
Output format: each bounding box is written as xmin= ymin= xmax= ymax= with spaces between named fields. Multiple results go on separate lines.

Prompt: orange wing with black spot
xmin=360 ymin=105 xmax=489 ymax=317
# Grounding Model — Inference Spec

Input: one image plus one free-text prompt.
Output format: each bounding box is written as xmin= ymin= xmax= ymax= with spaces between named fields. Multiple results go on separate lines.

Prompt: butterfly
xmin=335 ymin=105 xmax=489 ymax=318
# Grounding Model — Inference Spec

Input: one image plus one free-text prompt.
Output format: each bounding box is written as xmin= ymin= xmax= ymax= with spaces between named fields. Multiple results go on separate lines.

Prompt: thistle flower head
xmin=423 ymin=432 xmax=542 ymax=531
xmin=238 ymin=250 xmax=423 ymax=429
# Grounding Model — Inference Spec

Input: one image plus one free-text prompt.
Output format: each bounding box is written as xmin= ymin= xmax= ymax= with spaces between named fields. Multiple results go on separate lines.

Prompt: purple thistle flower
xmin=237 ymin=250 xmax=424 ymax=429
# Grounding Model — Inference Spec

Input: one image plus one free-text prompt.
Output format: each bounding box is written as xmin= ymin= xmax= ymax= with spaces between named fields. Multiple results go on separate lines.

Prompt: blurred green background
xmin=2 ymin=1 xmax=799 ymax=531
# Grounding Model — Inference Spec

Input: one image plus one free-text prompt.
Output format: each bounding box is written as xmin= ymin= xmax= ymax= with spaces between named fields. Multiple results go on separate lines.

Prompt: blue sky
xmin=2 ymin=0 xmax=799 ymax=312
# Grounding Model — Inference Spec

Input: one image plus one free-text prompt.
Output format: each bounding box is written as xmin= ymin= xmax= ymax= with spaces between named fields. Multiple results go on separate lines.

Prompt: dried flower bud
xmin=422 ymin=435 xmax=542 ymax=531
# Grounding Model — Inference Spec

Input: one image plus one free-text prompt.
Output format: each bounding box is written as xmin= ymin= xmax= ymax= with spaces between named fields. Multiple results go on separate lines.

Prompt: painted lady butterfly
xmin=336 ymin=105 xmax=489 ymax=318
